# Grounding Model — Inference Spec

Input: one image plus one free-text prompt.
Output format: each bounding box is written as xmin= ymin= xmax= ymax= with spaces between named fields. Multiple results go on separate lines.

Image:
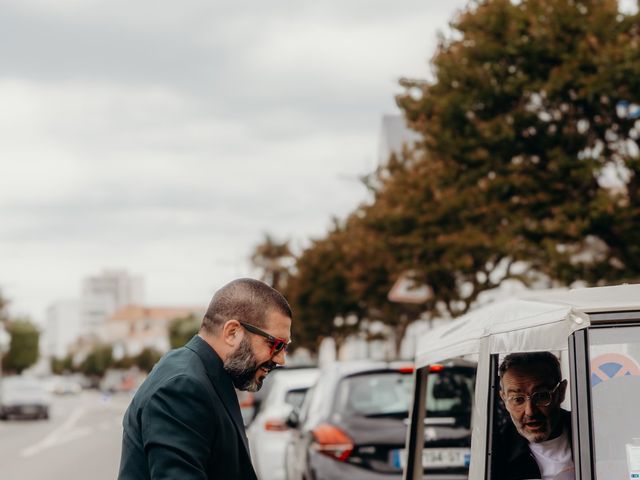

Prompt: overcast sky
xmin=0 ymin=0 xmax=468 ymax=323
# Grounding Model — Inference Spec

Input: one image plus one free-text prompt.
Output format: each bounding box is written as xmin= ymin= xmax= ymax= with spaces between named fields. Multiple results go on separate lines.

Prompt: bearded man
xmin=118 ymin=278 xmax=292 ymax=480
xmin=492 ymin=351 xmax=575 ymax=480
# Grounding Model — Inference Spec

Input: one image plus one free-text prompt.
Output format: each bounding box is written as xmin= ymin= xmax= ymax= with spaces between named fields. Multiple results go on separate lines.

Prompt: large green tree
xmin=397 ymin=0 xmax=640 ymax=292
xmin=2 ymin=320 xmax=40 ymax=374
xmin=259 ymin=0 xmax=640 ymax=355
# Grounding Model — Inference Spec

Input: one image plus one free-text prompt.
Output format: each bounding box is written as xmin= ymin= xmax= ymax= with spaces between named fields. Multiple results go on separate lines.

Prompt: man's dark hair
xmin=201 ymin=278 xmax=292 ymax=334
xmin=498 ymin=351 xmax=562 ymax=386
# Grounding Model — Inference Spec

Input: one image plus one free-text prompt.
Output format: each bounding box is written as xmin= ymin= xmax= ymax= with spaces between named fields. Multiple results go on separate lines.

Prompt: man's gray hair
xmin=498 ymin=351 xmax=562 ymax=386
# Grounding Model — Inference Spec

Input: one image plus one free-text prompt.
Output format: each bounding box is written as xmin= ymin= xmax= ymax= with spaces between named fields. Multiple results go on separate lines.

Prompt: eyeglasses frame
xmin=503 ymin=381 xmax=562 ymax=410
xmin=239 ymin=321 xmax=290 ymax=357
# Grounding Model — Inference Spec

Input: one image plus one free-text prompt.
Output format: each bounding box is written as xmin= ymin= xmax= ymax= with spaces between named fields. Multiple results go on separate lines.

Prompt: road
xmin=0 ymin=390 xmax=130 ymax=480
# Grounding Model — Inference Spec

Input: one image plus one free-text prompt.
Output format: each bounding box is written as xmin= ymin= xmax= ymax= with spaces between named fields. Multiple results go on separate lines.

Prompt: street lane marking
xmin=21 ymin=407 xmax=92 ymax=458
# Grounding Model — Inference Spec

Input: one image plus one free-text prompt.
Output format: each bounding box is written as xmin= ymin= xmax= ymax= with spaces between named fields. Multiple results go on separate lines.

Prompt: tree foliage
xmin=285 ymin=220 xmax=370 ymax=352
xmin=51 ymin=354 xmax=74 ymax=375
xmin=0 ymin=289 xmax=8 ymax=322
xmin=168 ymin=314 xmax=200 ymax=349
xmin=397 ymin=0 xmax=640 ymax=291
xmin=250 ymin=234 xmax=294 ymax=291
xmin=263 ymin=0 xmax=640 ymax=356
xmin=2 ymin=320 xmax=39 ymax=374
xmin=80 ymin=344 xmax=113 ymax=378
xmin=134 ymin=347 xmax=163 ymax=373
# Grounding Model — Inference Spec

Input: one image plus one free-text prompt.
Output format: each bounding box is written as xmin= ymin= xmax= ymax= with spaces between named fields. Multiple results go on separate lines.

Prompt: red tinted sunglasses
xmin=239 ymin=321 xmax=290 ymax=356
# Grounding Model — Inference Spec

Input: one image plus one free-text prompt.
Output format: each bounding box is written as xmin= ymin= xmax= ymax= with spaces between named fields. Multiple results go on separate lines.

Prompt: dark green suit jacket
xmin=118 ymin=335 xmax=257 ymax=480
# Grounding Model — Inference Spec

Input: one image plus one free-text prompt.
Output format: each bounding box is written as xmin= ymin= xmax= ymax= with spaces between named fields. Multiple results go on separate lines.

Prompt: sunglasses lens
xmin=269 ymin=339 xmax=287 ymax=355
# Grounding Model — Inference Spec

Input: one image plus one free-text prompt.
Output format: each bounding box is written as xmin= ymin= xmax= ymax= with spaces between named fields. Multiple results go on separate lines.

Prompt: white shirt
xmin=528 ymin=428 xmax=575 ymax=480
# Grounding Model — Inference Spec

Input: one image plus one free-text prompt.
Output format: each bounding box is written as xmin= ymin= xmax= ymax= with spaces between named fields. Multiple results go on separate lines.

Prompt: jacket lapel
xmin=185 ymin=335 xmax=251 ymax=456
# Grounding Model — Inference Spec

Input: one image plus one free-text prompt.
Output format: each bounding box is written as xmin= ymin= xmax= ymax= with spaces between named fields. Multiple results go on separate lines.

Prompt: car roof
xmin=415 ymin=283 xmax=640 ymax=366
xmin=319 ymin=360 xmax=413 ymax=378
xmin=270 ymin=367 xmax=319 ymax=387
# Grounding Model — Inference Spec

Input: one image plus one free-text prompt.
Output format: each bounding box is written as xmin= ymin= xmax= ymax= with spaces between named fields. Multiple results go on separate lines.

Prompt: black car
xmin=284 ymin=360 xmax=475 ymax=480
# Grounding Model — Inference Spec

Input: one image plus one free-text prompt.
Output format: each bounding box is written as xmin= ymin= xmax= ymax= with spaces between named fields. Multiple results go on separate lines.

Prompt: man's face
xmin=223 ymin=310 xmax=291 ymax=392
xmin=500 ymin=364 xmax=566 ymax=443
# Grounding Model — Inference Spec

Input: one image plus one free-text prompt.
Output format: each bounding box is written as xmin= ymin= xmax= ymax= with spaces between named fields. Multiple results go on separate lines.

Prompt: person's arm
xmin=141 ymin=374 xmax=218 ymax=480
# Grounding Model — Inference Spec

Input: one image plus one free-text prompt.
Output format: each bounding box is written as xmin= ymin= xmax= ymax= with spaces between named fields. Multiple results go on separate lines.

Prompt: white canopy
xmin=415 ymin=284 xmax=640 ymax=367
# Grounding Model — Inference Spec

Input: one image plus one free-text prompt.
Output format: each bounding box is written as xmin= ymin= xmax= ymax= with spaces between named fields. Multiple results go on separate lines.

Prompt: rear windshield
xmin=334 ymin=372 xmax=413 ymax=417
xmin=334 ymin=368 xmax=476 ymax=419
xmin=426 ymin=367 xmax=475 ymax=417
xmin=284 ymin=387 xmax=308 ymax=409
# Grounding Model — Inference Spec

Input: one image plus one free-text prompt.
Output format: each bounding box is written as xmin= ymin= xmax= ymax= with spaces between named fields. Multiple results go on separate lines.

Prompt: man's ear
xmin=558 ymin=379 xmax=568 ymax=404
xmin=221 ymin=319 xmax=242 ymax=348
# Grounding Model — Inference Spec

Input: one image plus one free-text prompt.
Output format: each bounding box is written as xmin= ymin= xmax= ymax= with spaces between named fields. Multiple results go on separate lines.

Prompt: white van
xmin=404 ymin=284 xmax=640 ymax=480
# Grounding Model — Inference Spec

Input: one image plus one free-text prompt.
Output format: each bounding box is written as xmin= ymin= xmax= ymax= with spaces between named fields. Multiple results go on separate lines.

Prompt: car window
xmin=284 ymin=387 xmax=308 ymax=409
xmin=589 ymin=325 xmax=640 ymax=480
xmin=426 ymin=368 xmax=475 ymax=417
xmin=334 ymin=372 xmax=413 ymax=417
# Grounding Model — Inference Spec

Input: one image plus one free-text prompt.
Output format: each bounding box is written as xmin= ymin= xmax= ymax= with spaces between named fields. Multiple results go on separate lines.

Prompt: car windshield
xmin=334 ymin=371 xmax=413 ymax=417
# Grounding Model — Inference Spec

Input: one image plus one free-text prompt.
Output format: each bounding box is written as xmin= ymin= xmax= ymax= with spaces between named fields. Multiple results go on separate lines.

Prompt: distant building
xmin=102 ymin=304 xmax=204 ymax=358
xmin=80 ymin=269 xmax=144 ymax=337
xmin=44 ymin=299 xmax=82 ymax=359
xmin=378 ymin=114 xmax=422 ymax=165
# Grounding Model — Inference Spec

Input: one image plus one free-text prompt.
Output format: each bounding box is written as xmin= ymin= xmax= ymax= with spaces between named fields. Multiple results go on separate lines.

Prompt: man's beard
xmin=223 ymin=336 xmax=276 ymax=392
xmin=513 ymin=410 xmax=559 ymax=443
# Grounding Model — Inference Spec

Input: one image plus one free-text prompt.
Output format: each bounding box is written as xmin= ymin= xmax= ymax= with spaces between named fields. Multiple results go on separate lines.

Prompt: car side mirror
xmin=285 ymin=408 xmax=300 ymax=429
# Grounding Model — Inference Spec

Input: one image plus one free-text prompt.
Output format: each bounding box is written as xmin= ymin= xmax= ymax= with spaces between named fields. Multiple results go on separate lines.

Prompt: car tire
xmin=41 ymin=409 xmax=49 ymax=420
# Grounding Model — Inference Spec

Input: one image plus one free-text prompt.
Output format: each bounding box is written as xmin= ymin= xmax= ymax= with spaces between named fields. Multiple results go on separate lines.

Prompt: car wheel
xmin=41 ymin=409 xmax=49 ymax=420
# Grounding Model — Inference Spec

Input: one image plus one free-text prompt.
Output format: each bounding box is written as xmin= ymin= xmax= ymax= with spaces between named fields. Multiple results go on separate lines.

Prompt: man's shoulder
xmin=136 ymin=346 xmax=209 ymax=397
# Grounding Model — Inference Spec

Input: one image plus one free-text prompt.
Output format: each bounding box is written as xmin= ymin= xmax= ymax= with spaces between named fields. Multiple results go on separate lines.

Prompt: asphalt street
xmin=0 ymin=390 xmax=131 ymax=480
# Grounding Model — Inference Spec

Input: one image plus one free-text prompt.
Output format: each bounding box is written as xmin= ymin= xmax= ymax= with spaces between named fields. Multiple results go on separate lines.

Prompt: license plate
xmin=391 ymin=448 xmax=471 ymax=469
xmin=21 ymin=406 xmax=38 ymax=415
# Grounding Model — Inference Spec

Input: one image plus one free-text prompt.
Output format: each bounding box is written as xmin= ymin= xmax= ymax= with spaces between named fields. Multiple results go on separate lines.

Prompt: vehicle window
xmin=284 ymin=387 xmax=308 ymax=409
xmin=589 ymin=326 xmax=640 ymax=480
xmin=405 ymin=364 xmax=476 ymax=478
xmin=426 ymin=367 xmax=475 ymax=419
xmin=298 ymin=383 xmax=315 ymax=425
xmin=334 ymin=372 xmax=413 ymax=417
xmin=489 ymin=351 xmax=572 ymax=480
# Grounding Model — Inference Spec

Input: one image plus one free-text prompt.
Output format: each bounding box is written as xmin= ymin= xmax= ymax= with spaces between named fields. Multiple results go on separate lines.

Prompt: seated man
xmin=492 ymin=352 xmax=575 ymax=480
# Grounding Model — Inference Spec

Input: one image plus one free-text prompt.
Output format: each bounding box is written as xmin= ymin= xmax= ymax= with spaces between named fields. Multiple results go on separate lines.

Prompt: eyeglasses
xmin=239 ymin=321 xmax=290 ymax=357
xmin=504 ymin=382 xmax=561 ymax=410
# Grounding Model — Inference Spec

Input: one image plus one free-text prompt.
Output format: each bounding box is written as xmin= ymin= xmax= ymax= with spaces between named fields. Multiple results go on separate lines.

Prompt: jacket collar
xmin=185 ymin=335 xmax=251 ymax=455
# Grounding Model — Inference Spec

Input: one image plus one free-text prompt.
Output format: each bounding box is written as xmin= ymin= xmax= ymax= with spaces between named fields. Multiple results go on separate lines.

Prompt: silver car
xmin=0 ymin=376 xmax=51 ymax=420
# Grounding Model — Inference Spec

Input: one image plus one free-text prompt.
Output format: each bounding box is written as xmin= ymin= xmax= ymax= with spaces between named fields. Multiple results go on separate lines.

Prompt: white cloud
xmin=0 ymin=0 xmax=468 ymax=322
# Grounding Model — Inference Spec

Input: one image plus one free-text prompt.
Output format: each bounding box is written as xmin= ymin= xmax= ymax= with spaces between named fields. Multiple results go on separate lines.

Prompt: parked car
xmin=47 ymin=375 xmax=82 ymax=395
xmin=0 ymin=376 xmax=51 ymax=420
xmin=240 ymin=365 xmax=317 ymax=427
xmin=285 ymin=360 xmax=475 ymax=480
xmin=247 ymin=367 xmax=319 ymax=480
